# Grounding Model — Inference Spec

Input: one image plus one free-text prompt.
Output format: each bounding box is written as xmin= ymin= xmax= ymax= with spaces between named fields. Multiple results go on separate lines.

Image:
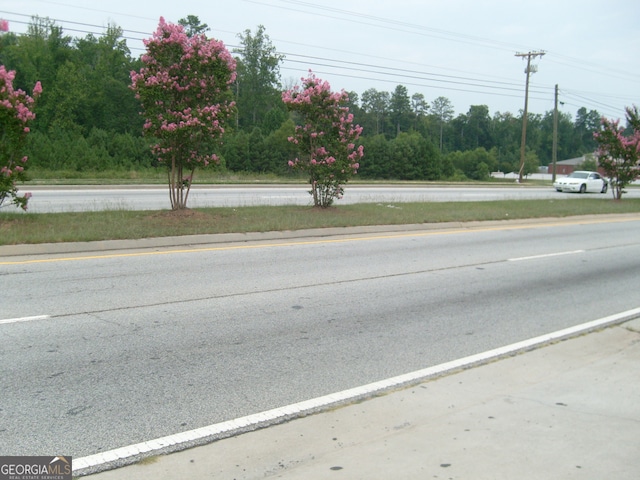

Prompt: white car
xmin=553 ymin=171 xmax=608 ymax=194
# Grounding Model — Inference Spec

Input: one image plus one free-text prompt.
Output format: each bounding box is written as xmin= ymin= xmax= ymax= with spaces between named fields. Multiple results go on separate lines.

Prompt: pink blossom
xmin=129 ymin=17 xmax=237 ymax=209
xmin=0 ymin=62 xmax=40 ymax=208
xmin=282 ymin=69 xmax=365 ymax=206
xmin=0 ymin=19 xmax=8 ymax=32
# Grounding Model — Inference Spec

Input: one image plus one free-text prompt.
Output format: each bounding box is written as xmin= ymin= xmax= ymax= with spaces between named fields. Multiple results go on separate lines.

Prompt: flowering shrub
xmin=0 ymin=64 xmax=41 ymax=211
xmin=594 ymin=106 xmax=640 ymax=199
xmin=282 ymin=71 xmax=364 ymax=207
xmin=131 ymin=17 xmax=236 ymax=210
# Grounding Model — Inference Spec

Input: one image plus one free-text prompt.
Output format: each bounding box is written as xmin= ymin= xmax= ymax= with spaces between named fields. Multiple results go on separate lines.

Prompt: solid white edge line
xmin=72 ymin=306 xmax=640 ymax=473
xmin=508 ymin=249 xmax=585 ymax=262
xmin=0 ymin=315 xmax=50 ymax=325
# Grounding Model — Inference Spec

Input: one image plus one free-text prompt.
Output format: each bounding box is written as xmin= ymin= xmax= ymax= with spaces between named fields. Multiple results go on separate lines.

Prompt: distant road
xmin=10 ymin=184 xmax=633 ymax=213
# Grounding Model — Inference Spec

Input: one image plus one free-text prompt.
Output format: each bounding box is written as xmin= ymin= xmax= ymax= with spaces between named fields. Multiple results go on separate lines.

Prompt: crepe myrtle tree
xmin=594 ymin=106 xmax=640 ymax=200
xmin=0 ymin=59 xmax=42 ymax=210
xmin=282 ymin=71 xmax=364 ymax=208
xmin=131 ymin=17 xmax=236 ymax=210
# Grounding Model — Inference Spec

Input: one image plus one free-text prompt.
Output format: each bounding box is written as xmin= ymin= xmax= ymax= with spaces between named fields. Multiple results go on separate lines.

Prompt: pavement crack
xmin=47 ymin=262 xmax=499 ymax=319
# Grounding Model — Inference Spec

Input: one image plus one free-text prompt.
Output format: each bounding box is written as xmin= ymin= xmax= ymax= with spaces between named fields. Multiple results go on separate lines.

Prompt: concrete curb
xmin=3 ymin=214 xmax=640 ymax=258
xmin=72 ymin=309 xmax=640 ymax=476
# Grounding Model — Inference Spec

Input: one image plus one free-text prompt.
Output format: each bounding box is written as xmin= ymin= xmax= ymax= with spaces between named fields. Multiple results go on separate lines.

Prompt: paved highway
xmin=8 ymin=184 xmax=632 ymax=213
xmin=2 ymin=215 xmax=640 ymax=458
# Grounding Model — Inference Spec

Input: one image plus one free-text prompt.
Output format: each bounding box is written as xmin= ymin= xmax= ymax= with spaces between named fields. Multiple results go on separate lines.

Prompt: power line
xmin=247 ymin=0 xmax=640 ymax=85
xmin=246 ymin=0 xmax=534 ymax=53
xmin=545 ymin=53 xmax=639 ymax=84
xmin=247 ymin=0 xmax=638 ymax=118
xmin=560 ymin=92 xmax=623 ymax=120
xmin=1 ymin=7 xmax=633 ymax=117
xmin=28 ymin=0 xmax=157 ymax=24
xmin=280 ymin=65 xmax=546 ymax=103
xmin=0 ymin=9 xmax=549 ymax=101
xmin=0 ymin=10 xmax=149 ymax=49
xmin=268 ymin=36 xmax=522 ymax=88
xmin=278 ymin=57 xmax=553 ymax=99
xmin=281 ymin=51 xmax=534 ymax=91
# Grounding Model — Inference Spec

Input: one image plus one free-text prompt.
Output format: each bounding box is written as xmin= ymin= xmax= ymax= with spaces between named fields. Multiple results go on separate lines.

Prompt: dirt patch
xmin=144 ymin=209 xmax=217 ymax=228
xmin=151 ymin=208 xmax=208 ymax=218
xmin=149 ymin=208 xmax=209 ymax=219
xmin=309 ymin=205 xmax=340 ymax=212
xmin=0 ymin=218 xmax=21 ymax=230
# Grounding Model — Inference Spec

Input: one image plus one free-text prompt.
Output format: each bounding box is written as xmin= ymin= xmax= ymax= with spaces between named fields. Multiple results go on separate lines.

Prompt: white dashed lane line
xmin=0 ymin=315 xmax=51 ymax=325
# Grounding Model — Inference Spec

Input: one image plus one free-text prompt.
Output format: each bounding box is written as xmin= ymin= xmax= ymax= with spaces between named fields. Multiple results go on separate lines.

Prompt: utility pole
xmin=515 ymin=51 xmax=545 ymax=183
xmin=552 ymin=84 xmax=558 ymax=182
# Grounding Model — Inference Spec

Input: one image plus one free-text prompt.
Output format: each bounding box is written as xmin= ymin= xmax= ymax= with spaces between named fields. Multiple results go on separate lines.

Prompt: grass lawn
xmin=2 ymin=198 xmax=640 ymax=246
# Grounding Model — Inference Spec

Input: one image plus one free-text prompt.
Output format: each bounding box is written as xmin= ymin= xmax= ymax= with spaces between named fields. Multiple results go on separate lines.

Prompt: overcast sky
xmin=4 ymin=0 xmax=639 ymax=119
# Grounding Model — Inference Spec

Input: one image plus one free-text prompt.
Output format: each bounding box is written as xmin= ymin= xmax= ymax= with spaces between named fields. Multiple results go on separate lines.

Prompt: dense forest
xmin=0 ymin=16 xmax=605 ymax=181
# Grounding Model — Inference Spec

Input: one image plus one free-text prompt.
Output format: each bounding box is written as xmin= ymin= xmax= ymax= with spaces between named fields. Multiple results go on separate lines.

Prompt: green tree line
xmin=0 ymin=17 xmax=604 ymax=181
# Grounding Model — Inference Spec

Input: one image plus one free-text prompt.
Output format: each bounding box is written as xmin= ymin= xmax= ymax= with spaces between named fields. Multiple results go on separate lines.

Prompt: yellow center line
xmin=1 ymin=216 xmax=638 ymax=265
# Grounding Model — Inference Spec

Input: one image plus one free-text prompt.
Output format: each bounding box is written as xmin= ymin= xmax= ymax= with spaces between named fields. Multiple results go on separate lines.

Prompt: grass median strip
xmin=1 ymin=198 xmax=640 ymax=246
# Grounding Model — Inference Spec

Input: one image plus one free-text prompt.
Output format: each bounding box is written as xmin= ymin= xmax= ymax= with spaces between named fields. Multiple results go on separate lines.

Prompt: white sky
xmin=3 ymin=0 xmax=639 ymax=119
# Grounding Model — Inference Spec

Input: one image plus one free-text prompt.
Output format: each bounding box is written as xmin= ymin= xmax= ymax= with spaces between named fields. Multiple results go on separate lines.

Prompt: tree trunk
xmin=168 ymin=160 xmax=194 ymax=210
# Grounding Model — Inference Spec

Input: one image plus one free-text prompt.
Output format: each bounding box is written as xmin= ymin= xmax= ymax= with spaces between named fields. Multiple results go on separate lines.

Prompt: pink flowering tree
xmin=130 ymin=17 xmax=236 ymax=210
xmin=594 ymin=106 xmax=640 ymax=200
xmin=0 ymin=64 xmax=42 ymax=211
xmin=282 ymin=71 xmax=364 ymax=208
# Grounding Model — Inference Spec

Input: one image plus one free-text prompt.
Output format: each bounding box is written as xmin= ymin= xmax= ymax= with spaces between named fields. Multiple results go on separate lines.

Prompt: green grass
xmin=2 ymin=198 xmax=640 ymax=246
xmin=24 ymin=168 xmax=303 ymax=185
xmin=24 ymin=168 xmax=550 ymax=186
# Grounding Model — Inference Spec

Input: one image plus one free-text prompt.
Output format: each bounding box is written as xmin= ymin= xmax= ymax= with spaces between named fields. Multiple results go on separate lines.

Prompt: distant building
xmin=548 ymin=153 xmax=605 ymax=176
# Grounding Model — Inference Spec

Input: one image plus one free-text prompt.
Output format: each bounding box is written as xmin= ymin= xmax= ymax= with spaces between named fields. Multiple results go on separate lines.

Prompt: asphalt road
xmin=2 ymin=215 xmax=640 ymax=459
xmin=9 ymin=184 xmax=631 ymax=213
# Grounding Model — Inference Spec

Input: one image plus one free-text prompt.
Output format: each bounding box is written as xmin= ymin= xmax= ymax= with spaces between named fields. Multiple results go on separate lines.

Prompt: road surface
xmin=7 ymin=184 xmax=630 ymax=213
xmin=2 ymin=215 xmax=640 ymax=458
